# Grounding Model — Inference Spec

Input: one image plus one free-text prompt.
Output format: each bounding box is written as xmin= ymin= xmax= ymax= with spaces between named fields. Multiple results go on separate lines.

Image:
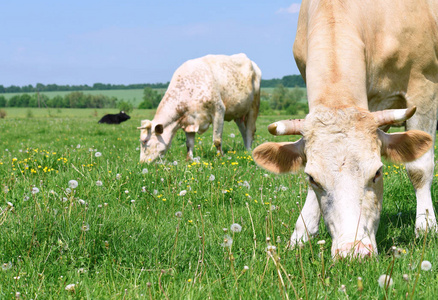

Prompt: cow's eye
xmin=373 ymin=168 xmax=382 ymax=183
xmin=307 ymin=174 xmax=320 ymax=187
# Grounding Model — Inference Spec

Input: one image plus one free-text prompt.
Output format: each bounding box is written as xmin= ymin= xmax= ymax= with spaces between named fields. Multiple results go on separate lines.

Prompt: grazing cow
xmin=253 ymin=0 xmax=438 ymax=258
xmin=138 ymin=53 xmax=261 ymax=163
xmin=98 ymin=111 xmax=131 ymax=124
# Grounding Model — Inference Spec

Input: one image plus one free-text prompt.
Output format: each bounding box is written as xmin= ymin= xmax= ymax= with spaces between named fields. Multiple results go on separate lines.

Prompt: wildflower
xmin=7 ymin=202 xmax=13 ymax=209
xmin=243 ymin=265 xmax=249 ymax=270
xmin=116 ymin=173 xmax=121 ymax=180
xmin=179 ymin=190 xmax=187 ymax=196
xmin=153 ymin=189 xmax=158 ymax=195
xmin=125 ymin=190 xmax=129 ymax=194
xmin=68 ymin=180 xmax=78 ymax=189
xmin=76 ymin=144 xmax=81 ymax=148
xmin=229 ymin=133 xmax=235 ymax=138
xmin=77 ymin=268 xmax=87 ymax=274
xmin=276 ymin=236 xmax=281 ymax=243
xmin=131 ymin=200 xmax=135 ymax=204
xmin=23 ymin=196 xmax=29 ymax=201
xmin=392 ymin=246 xmax=407 ymax=258
xmin=1 ymin=262 xmax=12 ymax=271
xmin=378 ymin=274 xmax=393 ymax=288
xmin=81 ymin=223 xmax=90 ymax=232
xmin=230 ymin=223 xmax=242 ymax=233
xmin=338 ymin=285 xmax=346 ymax=292
xmin=65 ymin=188 xmax=72 ymax=194
xmin=221 ymin=235 xmax=233 ymax=248
xmin=242 ymin=181 xmax=250 ymax=189
xmin=357 ymin=277 xmax=363 ymax=292
xmin=193 ymin=156 xmax=200 ymax=163
xmin=209 ymin=174 xmax=215 ymax=181
xmin=142 ymin=168 xmax=148 ymax=174
xmin=175 ymin=211 xmax=182 ymax=218
xmin=95 ymin=152 xmax=102 ymax=157
xmin=317 ymin=240 xmax=326 ymax=245
xmin=280 ymin=185 xmax=288 ymax=191
xmin=32 ymin=187 xmax=39 ymax=194
xmin=62 ymin=197 xmax=68 ymax=202
xmin=223 ymin=228 xmax=228 ymax=233
xmin=96 ymin=180 xmax=103 ymax=187
xmin=266 ymin=245 xmax=277 ymax=252
xmin=141 ymin=186 xmax=146 ymax=192
xmin=421 ymin=260 xmax=432 ymax=271
xmin=173 ymin=161 xmax=178 ymax=166
xmin=403 ymin=274 xmax=409 ymax=281
xmin=65 ymin=283 xmax=75 ymax=291
xmin=78 ymin=199 xmax=86 ymax=205
xmin=4 ymin=186 xmax=8 ymax=193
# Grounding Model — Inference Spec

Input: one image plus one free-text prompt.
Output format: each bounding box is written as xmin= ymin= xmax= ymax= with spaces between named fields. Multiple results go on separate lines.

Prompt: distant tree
xmin=0 ymin=95 xmax=6 ymax=107
xmin=118 ymin=100 xmax=133 ymax=113
xmin=138 ymin=87 xmax=162 ymax=109
xmin=8 ymin=95 xmax=20 ymax=107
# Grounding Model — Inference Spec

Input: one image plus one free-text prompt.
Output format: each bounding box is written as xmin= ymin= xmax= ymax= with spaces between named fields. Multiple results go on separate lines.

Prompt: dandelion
xmin=142 ymin=168 xmax=148 ymax=174
xmin=266 ymin=245 xmax=277 ymax=252
xmin=317 ymin=240 xmax=326 ymax=245
xmin=32 ymin=187 xmax=39 ymax=194
xmin=65 ymin=188 xmax=72 ymax=194
xmin=141 ymin=186 xmax=146 ymax=192
xmin=243 ymin=265 xmax=249 ymax=270
xmin=116 ymin=173 xmax=121 ymax=180
xmin=81 ymin=223 xmax=90 ymax=232
xmin=209 ymin=174 xmax=215 ymax=181
xmin=7 ymin=202 xmax=13 ymax=209
xmin=175 ymin=211 xmax=182 ymax=218
xmin=65 ymin=283 xmax=75 ymax=291
xmin=130 ymin=200 xmax=135 ymax=204
xmin=62 ymin=197 xmax=68 ymax=202
xmin=242 ymin=181 xmax=250 ymax=189
xmin=403 ymin=274 xmax=409 ymax=281
xmin=173 ymin=161 xmax=178 ymax=166
xmin=96 ymin=180 xmax=103 ymax=187
xmin=421 ymin=260 xmax=432 ymax=271
xmin=179 ymin=190 xmax=187 ymax=196
xmin=229 ymin=133 xmax=235 ymax=138
xmin=221 ymin=235 xmax=233 ymax=248
xmin=4 ymin=186 xmax=8 ymax=193
xmin=76 ymin=144 xmax=81 ymax=149
xmin=95 ymin=152 xmax=102 ymax=157
xmin=1 ymin=262 xmax=12 ymax=271
xmin=68 ymin=180 xmax=78 ymax=189
xmin=230 ymin=223 xmax=242 ymax=233
xmin=23 ymin=196 xmax=29 ymax=201
xmin=78 ymin=199 xmax=86 ymax=205
xmin=125 ymin=190 xmax=129 ymax=194
xmin=338 ymin=285 xmax=346 ymax=292
xmin=153 ymin=189 xmax=158 ymax=195
xmin=378 ymin=274 xmax=393 ymax=288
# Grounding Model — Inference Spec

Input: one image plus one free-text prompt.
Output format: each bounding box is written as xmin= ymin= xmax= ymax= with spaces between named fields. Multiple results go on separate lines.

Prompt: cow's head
xmin=253 ymin=106 xmax=432 ymax=257
xmin=119 ymin=111 xmax=131 ymax=122
xmin=138 ymin=119 xmax=167 ymax=163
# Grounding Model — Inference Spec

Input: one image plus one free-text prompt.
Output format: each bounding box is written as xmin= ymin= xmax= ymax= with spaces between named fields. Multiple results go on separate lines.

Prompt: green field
xmin=0 ymin=108 xmax=437 ymax=299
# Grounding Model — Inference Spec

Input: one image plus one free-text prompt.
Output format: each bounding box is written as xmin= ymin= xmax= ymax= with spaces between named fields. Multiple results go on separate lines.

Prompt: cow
xmin=98 ymin=111 xmax=131 ymax=124
xmin=138 ymin=53 xmax=261 ymax=163
xmin=252 ymin=0 xmax=438 ymax=258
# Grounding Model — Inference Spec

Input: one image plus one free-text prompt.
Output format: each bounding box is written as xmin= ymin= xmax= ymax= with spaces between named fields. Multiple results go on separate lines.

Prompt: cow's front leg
xmin=212 ymin=104 xmax=225 ymax=155
xmin=406 ymin=108 xmax=438 ymax=235
xmin=406 ymin=148 xmax=438 ymax=235
xmin=290 ymin=188 xmax=321 ymax=247
xmin=185 ymin=132 xmax=196 ymax=161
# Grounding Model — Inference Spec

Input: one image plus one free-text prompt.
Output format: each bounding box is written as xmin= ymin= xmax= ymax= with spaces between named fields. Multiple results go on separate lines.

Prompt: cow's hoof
xmin=334 ymin=241 xmax=375 ymax=259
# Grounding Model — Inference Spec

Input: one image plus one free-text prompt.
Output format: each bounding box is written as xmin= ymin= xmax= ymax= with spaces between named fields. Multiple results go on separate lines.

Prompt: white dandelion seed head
xmin=23 ymin=196 xmax=29 ymax=201
xmin=65 ymin=188 xmax=72 ymax=194
xmin=95 ymin=152 xmax=102 ymax=157
xmin=65 ymin=283 xmax=75 ymax=291
xmin=229 ymin=133 xmax=235 ymax=138
xmin=81 ymin=223 xmax=90 ymax=232
xmin=142 ymin=168 xmax=148 ymax=174
xmin=230 ymin=223 xmax=242 ymax=233
xmin=125 ymin=190 xmax=129 ymax=194
xmin=179 ymin=190 xmax=187 ymax=196
xmin=131 ymin=200 xmax=135 ymax=203
xmin=1 ymin=261 xmax=12 ymax=271
xmin=78 ymin=199 xmax=86 ymax=205
xmin=221 ymin=235 xmax=233 ymax=248
xmin=7 ymin=202 xmax=13 ymax=208
xmin=161 ymin=178 xmax=164 ymax=182
xmin=175 ymin=211 xmax=182 ymax=218
xmin=403 ymin=274 xmax=409 ymax=281
xmin=32 ymin=187 xmax=39 ymax=194
xmin=243 ymin=265 xmax=249 ymax=270
xmin=62 ymin=197 xmax=68 ymax=202
xmin=338 ymin=285 xmax=346 ymax=292
xmin=266 ymin=245 xmax=277 ymax=252
xmin=317 ymin=240 xmax=326 ymax=245
xmin=173 ymin=161 xmax=178 ymax=166
xmin=68 ymin=180 xmax=78 ymax=189
xmin=193 ymin=156 xmax=201 ymax=163
xmin=141 ymin=186 xmax=146 ymax=192
xmin=96 ymin=180 xmax=103 ymax=187
xmin=76 ymin=144 xmax=81 ymax=149
xmin=421 ymin=260 xmax=432 ymax=271
xmin=4 ymin=186 xmax=9 ymax=193
xmin=378 ymin=274 xmax=393 ymax=288
xmin=153 ymin=189 xmax=158 ymax=195
xmin=116 ymin=173 xmax=121 ymax=180
xmin=209 ymin=174 xmax=215 ymax=181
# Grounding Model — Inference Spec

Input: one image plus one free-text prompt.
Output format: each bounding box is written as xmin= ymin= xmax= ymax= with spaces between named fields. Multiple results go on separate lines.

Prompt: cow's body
xmin=139 ymin=53 xmax=261 ymax=162
xmin=98 ymin=111 xmax=131 ymax=124
xmin=253 ymin=0 xmax=438 ymax=257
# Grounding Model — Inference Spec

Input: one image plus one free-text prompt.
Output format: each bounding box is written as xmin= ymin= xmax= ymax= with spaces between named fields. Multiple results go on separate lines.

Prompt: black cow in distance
xmin=98 ymin=111 xmax=131 ymax=124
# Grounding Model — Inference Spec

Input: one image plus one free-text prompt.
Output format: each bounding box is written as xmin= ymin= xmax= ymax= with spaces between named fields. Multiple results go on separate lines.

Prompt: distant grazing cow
xmin=138 ymin=53 xmax=261 ymax=163
xmin=98 ymin=111 xmax=131 ymax=124
xmin=252 ymin=0 xmax=437 ymax=258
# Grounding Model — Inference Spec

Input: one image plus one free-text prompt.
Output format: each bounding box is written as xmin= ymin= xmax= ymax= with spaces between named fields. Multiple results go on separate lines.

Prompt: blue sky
xmin=0 ymin=1 xmax=301 ymax=86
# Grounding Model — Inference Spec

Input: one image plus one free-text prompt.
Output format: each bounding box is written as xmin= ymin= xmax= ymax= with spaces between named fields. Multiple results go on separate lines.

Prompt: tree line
xmin=0 ymin=75 xmax=304 ymax=94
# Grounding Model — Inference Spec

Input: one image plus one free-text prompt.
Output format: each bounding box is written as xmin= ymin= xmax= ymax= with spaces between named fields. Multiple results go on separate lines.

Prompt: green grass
xmin=0 ymin=108 xmax=437 ymax=299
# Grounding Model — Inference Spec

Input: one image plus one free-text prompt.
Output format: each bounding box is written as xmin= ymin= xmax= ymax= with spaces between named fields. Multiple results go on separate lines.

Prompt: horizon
xmin=1 ymin=1 xmax=302 ymax=87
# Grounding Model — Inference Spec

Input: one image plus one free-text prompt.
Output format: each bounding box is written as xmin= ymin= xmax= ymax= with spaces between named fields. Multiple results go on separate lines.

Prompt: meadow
xmin=0 ymin=108 xmax=437 ymax=299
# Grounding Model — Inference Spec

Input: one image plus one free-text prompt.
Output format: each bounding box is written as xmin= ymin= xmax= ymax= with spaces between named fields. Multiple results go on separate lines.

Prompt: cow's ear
xmin=184 ymin=124 xmax=199 ymax=133
xmin=378 ymin=129 xmax=432 ymax=163
xmin=155 ymin=124 xmax=164 ymax=134
xmin=252 ymin=139 xmax=306 ymax=174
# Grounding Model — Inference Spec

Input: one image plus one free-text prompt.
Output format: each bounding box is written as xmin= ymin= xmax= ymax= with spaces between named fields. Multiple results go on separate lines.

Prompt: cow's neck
xmin=305 ymin=2 xmax=368 ymax=111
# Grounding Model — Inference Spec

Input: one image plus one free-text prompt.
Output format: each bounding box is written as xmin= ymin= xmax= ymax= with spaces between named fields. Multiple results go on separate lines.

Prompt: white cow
xmin=138 ymin=53 xmax=261 ymax=162
xmin=253 ymin=0 xmax=438 ymax=258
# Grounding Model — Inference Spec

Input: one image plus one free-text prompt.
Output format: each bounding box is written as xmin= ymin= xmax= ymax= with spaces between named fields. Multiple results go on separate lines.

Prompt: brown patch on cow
xmin=407 ymin=168 xmax=426 ymax=189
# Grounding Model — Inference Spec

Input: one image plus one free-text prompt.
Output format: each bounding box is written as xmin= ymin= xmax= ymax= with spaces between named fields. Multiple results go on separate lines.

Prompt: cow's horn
xmin=372 ymin=106 xmax=416 ymax=127
xmin=137 ymin=120 xmax=152 ymax=130
xmin=268 ymin=119 xmax=304 ymax=136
